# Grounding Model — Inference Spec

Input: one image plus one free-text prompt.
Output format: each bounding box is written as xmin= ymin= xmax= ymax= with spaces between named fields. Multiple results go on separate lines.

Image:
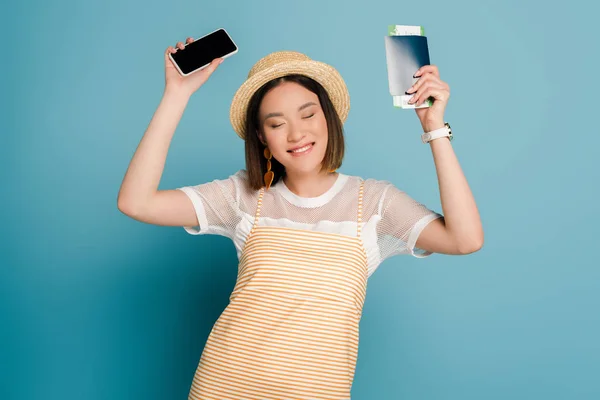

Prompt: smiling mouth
xmin=288 ymin=142 xmax=315 ymax=153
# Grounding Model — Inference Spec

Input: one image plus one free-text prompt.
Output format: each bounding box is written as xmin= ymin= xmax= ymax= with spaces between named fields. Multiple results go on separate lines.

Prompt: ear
xmin=257 ymin=130 xmax=267 ymax=146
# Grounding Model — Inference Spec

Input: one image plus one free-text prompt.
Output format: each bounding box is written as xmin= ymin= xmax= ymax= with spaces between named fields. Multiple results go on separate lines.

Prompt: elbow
xmin=117 ymin=198 xmax=131 ymax=215
xmin=457 ymin=235 xmax=484 ymax=255
xmin=117 ymin=196 xmax=139 ymax=217
xmin=117 ymin=191 xmax=154 ymax=219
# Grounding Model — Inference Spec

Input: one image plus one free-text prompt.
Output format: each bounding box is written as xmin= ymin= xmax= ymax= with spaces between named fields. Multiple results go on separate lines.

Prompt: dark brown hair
xmin=244 ymin=74 xmax=345 ymax=191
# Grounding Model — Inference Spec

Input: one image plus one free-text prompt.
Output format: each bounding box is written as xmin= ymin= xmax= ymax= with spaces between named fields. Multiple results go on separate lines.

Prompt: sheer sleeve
xmin=175 ymin=170 xmax=246 ymax=239
xmin=376 ymin=183 xmax=443 ymax=259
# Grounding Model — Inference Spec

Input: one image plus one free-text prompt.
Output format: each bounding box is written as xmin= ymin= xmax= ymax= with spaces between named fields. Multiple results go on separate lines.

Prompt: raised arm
xmin=117 ymin=37 xmax=223 ymax=226
xmin=407 ymin=64 xmax=484 ymax=254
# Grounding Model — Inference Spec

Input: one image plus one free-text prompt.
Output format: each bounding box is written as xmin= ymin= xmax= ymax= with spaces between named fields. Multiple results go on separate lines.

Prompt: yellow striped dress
xmin=187 ymin=181 xmax=368 ymax=400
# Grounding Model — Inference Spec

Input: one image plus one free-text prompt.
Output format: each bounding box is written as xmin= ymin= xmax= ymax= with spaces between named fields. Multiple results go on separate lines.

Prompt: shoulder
xmin=338 ymin=174 xmax=398 ymax=215
xmin=233 ymin=169 xmax=248 ymax=179
xmin=347 ymin=174 xmax=426 ymax=215
xmin=217 ymin=169 xmax=251 ymax=187
xmin=199 ymin=169 xmax=256 ymax=200
xmin=345 ymin=174 xmax=397 ymax=198
xmin=230 ymin=169 xmax=262 ymax=206
xmin=355 ymin=174 xmax=415 ymax=198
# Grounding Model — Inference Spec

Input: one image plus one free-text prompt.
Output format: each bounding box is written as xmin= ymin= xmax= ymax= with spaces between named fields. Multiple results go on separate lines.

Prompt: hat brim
xmin=229 ymin=60 xmax=350 ymax=140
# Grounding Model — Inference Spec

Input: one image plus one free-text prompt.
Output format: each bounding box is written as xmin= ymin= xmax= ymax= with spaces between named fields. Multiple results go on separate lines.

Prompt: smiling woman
xmin=117 ymin=45 xmax=483 ymax=400
xmin=244 ymin=74 xmax=345 ymax=191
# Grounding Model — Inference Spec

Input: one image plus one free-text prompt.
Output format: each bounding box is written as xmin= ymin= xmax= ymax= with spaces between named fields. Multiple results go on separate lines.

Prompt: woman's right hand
xmin=164 ymin=36 xmax=223 ymax=97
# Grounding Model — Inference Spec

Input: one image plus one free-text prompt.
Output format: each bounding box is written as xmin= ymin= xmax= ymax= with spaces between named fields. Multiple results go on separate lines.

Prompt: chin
xmin=287 ymin=160 xmax=327 ymax=175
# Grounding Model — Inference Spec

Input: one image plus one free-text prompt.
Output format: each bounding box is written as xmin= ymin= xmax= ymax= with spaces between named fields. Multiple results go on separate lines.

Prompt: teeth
xmin=291 ymin=144 xmax=312 ymax=153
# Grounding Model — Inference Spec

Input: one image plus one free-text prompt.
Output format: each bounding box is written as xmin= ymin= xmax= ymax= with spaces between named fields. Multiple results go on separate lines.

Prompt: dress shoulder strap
xmin=250 ymin=187 xmax=265 ymax=235
xmin=357 ymin=179 xmax=364 ymax=238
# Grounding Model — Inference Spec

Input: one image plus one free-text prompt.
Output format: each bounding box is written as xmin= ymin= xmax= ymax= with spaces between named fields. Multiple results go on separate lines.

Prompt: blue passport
xmin=384 ymin=34 xmax=432 ymax=109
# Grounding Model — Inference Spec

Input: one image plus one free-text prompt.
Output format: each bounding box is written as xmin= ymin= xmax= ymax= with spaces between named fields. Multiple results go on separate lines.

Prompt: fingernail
xmin=219 ymin=58 xmax=224 ymax=64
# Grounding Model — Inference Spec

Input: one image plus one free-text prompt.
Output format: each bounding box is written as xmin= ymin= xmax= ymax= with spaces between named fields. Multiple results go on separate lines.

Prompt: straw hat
xmin=229 ymin=51 xmax=350 ymax=140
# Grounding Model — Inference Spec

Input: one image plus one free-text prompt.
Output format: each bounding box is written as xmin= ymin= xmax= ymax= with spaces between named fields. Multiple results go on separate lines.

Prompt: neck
xmin=282 ymin=168 xmax=338 ymax=198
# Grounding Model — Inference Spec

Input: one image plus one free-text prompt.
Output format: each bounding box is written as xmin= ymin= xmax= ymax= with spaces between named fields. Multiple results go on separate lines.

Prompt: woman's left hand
xmin=405 ymin=65 xmax=450 ymax=132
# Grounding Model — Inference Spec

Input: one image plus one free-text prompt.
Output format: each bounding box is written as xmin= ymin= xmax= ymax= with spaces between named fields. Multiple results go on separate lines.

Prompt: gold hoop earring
xmin=264 ymin=147 xmax=274 ymax=190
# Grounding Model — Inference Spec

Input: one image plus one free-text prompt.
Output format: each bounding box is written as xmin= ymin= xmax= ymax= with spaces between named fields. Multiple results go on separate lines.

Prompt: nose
xmin=286 ymin=121 xmax=305 ymax=143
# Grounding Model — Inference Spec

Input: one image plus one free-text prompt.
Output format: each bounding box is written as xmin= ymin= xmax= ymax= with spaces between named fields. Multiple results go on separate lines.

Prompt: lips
xmin=288 ymin=142 xmax=315 ymax=153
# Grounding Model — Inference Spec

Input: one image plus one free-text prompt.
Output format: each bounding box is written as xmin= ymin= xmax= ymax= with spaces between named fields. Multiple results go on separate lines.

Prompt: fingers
xmin=406 ymin=71 xmax=446 ymax=93
xmin=408 ymin=81 xmax=450 ymax=106
xmin=414 ymin=64 xmax=440 ymax=78
xmin=163 ymin=36 xmax=224 ymax=80
xmin=409 ymin=65 xmax=451 ymax=106
xmin=205 ymin=58 xmax=224 ymax=74
xmin=165 ymin=37 xmax=194 ymax=55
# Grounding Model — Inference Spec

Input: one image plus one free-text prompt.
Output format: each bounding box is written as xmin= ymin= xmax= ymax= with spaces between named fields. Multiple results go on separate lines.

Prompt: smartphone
xmin=168 ymin=28 xmax=238 ymax=76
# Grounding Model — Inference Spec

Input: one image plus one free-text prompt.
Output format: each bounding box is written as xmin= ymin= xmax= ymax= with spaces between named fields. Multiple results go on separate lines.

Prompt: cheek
xmin=313 ymin=116 xmax=329 ymax=138
xmin=267 ymin=136 xmax=288 ymax=158
xmin=315 ymin=120 xmax=329 ymax=155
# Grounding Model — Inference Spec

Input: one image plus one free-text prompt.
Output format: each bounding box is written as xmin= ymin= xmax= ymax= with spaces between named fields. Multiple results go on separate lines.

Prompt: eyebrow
xmin=263 ymin=102 xmax=317 ymax=121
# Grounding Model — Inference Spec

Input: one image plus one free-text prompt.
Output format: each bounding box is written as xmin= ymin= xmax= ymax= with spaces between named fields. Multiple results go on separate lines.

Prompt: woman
xmin=118 ymin=36 xmax=483 ymax=400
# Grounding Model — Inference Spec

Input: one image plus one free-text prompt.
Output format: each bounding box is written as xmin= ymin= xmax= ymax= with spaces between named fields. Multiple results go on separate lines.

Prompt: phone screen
xmin=171 ymin=29 xmax=237 ymax=75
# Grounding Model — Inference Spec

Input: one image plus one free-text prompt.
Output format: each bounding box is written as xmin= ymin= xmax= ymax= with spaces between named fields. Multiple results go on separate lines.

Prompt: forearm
xmin=426 ymin=127 xmax=483 ymax=250
xmin=117 ymin=89 xmax=191 ymax=211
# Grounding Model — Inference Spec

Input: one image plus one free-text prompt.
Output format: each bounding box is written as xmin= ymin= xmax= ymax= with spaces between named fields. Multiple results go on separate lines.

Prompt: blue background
xmin=2 ymin=0 xmax=599 ymax=399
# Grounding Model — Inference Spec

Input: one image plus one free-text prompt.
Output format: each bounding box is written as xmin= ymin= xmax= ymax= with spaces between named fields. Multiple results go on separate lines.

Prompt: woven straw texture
xmin=229 ymin=51 xmax=350 ymax=139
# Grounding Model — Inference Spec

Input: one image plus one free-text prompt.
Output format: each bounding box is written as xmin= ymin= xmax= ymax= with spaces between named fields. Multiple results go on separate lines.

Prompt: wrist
xmin=164 ymin=85 xmax=192 ymax=101
xmin=422 ymin=120 xmax=445 ymax=133
xmin=421 ymin=121 xmax=452 ymax=144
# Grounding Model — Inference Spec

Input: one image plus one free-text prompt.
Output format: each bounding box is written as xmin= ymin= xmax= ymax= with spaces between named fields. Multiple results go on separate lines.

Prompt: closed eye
xmin=270 ymin=113 xmax=314 ymax=128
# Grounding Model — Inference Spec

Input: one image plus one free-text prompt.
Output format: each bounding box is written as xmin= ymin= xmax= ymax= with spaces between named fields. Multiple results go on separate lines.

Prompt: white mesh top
xmin=177 ymin=170 xmax=443 ymax=278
